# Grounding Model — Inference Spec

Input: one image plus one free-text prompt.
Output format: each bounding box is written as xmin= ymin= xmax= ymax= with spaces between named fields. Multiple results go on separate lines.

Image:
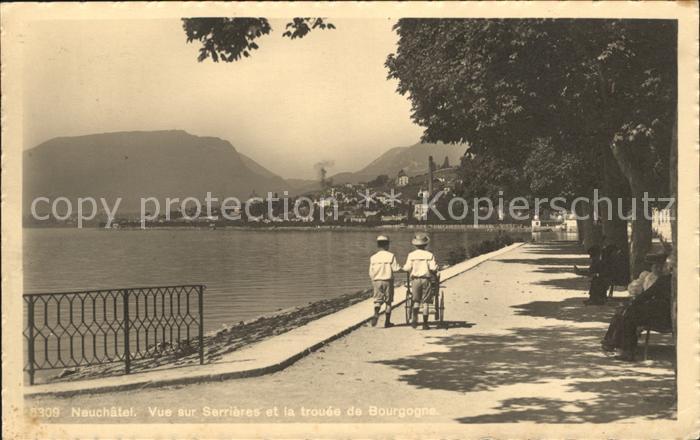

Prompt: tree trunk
xmin=576 ymin=219 xmax=585 ymax=244
xmin=578 ymin=201 xmax=602 ymax=251
xmin=609 ymin=142 xmax=653 ymax=279
xmin=629 ymin=198 xmax=653 ymax=279
xmin=601 ymin=147 xmax=631 ymax=283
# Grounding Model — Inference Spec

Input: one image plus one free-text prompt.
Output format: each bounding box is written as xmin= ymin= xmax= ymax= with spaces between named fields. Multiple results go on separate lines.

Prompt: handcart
xmin=404 ymin=272 xmax=445 ymax=325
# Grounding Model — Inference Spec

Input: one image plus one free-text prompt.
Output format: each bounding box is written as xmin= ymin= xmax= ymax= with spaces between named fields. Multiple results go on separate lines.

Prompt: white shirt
xmin=403 ymin=249 xmax=438 ymax=278
xmin=369 ymin=250 xmax=401 ymax=281
xmin=643 ymin=272 xmax=659 ymax=290
xmin=627 ymin=271 xmax=659 ymax=296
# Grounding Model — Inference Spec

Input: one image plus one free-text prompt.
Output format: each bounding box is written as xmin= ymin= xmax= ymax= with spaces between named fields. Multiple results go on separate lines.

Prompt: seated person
xmin=601 ymin=252 xmax=673 ymax=361
xmin=627 ymin=264 xmax=661 ymax=298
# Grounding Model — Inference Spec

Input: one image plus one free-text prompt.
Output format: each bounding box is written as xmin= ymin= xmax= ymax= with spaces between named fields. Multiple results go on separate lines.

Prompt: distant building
xmin=652 ymin=208 xmax=672 ymax=241
xmin=564 ymin=213 xmax=578 ymax=233
xmin=337 ymin=210 xmax=353 ymax=223
xmin=317 ymin=198 xmax=336 ymax=209
xmin=381 ymin=214 xmax=408 ymax=223
xmin=396 ymin=169 xmax=409 ymax=187
xmin=291 ymin=214 xmax=313 ymax=223
xmin=413 ymin=203 xmax=429 ymax=221
xmin=348 ymin=208 xmax=368 ymax=223
xmin=222 ymin=205 xmax=241 ymax=218
xmin=531 ymin=214 xmax=567 ymax=232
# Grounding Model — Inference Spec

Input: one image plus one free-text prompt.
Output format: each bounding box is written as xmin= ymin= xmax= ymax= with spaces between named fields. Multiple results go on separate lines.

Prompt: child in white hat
xmin=368 ymin=235 xmax=401 ymax=327
xmin=403 ymin=233 xmax=438 ymax=329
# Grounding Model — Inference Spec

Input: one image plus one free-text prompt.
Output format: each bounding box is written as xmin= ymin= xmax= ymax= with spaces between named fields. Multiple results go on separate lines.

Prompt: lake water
xmin=23 ymin=228 xmax=562 ymax=333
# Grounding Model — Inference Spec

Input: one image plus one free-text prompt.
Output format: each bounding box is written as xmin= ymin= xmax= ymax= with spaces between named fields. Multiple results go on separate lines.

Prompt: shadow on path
xmin=436 ymin=321 xmax=476 ymax=330
xmin=535 ymin=275 xmax=589 ymax=291
xmin=388 ymin=321 xmax=475 ymax=330
xmin=499 ymin=241 xmax=586 ymax=262
xmin=373 ymin=243 xmax=675 ymax=422
xmin=375 ymin=325 xmax=675 ymax=423
xmin=497 ymin=249 xmax=592 ymax=292
xmin=498 ymin=257 xmax=588 ymax=267
xmin=376 ymin=271 xmax=676 ymax=423
xmin=512 ymin=296 xmax=627 ymax=324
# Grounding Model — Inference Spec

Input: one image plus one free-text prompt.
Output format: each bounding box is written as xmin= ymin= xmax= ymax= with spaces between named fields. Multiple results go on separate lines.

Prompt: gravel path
xmin=27 ymin=242 xmax=675 ymax=424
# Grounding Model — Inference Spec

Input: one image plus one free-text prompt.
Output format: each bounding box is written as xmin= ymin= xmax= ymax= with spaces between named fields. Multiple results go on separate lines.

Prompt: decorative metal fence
xmin=23 ymin=284 xmax=205 ymax=385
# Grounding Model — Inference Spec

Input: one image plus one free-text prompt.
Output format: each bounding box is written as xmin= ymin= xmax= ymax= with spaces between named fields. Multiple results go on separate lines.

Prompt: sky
xmin=22 ymin=18 xmax=425 ymax=179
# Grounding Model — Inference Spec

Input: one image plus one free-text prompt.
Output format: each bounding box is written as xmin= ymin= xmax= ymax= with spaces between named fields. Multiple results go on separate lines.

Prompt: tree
xmin=181 ymin=17 xmax=335 ymax=62
xmin=386 ymin=18 xmax=676 ymax=277
xmin=591 ymin=21 xmax=676 ymax=277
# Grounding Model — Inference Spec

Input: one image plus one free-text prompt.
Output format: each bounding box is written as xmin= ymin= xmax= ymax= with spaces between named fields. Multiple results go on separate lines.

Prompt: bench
xmin=639 ymin=325 xmax=673 ymax=360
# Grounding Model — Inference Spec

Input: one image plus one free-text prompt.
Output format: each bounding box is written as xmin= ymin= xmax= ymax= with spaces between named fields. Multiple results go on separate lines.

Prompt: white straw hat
xmin=411 ymin=233 xmax=430 ymax=246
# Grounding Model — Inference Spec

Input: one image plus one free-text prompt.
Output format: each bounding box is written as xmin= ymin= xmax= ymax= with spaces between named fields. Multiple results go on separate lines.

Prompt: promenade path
xmin=27 ymin=242 xmax=675 ymax=424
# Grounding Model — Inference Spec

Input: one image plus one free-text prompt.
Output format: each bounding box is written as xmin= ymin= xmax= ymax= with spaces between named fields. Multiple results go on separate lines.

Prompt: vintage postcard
xmin=2 ymin=1 xmax=699 ymax=438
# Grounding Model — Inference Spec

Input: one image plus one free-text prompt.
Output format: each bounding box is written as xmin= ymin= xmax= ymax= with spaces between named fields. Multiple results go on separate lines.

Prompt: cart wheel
xmin=405 ymin=293 xmax=412 ymax=324
xmin=439 ymin=291 xmax=445 ymax=323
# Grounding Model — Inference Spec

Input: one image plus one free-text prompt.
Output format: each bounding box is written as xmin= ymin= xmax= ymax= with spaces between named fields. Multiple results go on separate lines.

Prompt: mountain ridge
xmin=23 ymin=131 xmax=468 ymax=216
xmin=328 ymin=142 xmax=466 ymax=185
xmin=23 ymin=130 xmax=288 ymax=214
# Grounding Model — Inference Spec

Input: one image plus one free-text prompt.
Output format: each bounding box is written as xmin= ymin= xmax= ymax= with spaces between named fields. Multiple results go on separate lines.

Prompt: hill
xmin=329 ymin=142 xmax=467 ymax=184
xmin=238 ymin=151 xmax=285 ymax=181
xmin=23 ymin=130 xmax=289 ymax=214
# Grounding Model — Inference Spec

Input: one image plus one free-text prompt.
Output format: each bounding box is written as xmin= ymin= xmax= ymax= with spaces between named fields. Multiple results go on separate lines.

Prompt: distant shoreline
xmin=25 ymin=223 xmax=534 ymax=232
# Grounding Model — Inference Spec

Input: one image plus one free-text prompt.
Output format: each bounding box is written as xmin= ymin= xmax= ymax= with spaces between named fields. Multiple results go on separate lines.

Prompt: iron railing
xmin=23 ymin=284 xmax=205 ymax=385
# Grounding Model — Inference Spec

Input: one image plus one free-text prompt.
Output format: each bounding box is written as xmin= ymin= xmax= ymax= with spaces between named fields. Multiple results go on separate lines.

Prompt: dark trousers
xmin=588 ymin=276 xmax=609 ymax=305
xmin=602 ymin=275 xmax=672 ymax=356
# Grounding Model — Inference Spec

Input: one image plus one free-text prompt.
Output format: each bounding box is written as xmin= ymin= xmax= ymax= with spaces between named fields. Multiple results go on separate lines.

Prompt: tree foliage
xmin=523 ymin=138 xmax=598 ymax=202
xmin=387 ymin=19 xmax=676 ymax=276
xmin=386 ymin=19 xmax=676 ymax=198
xmin=457 ymin=152 xmax=527 ymax=201
xmin=182 ymin=17 xmax=335 ymax=62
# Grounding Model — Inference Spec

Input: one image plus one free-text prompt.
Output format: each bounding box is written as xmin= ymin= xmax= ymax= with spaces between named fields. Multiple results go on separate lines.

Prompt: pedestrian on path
xmin=574 ymin=245 xmax=609 ymax=305
xmin=368 ymin=235 xmax=401 ymax=327
xmin=403 ymin=233 xmax=439 ymax=330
